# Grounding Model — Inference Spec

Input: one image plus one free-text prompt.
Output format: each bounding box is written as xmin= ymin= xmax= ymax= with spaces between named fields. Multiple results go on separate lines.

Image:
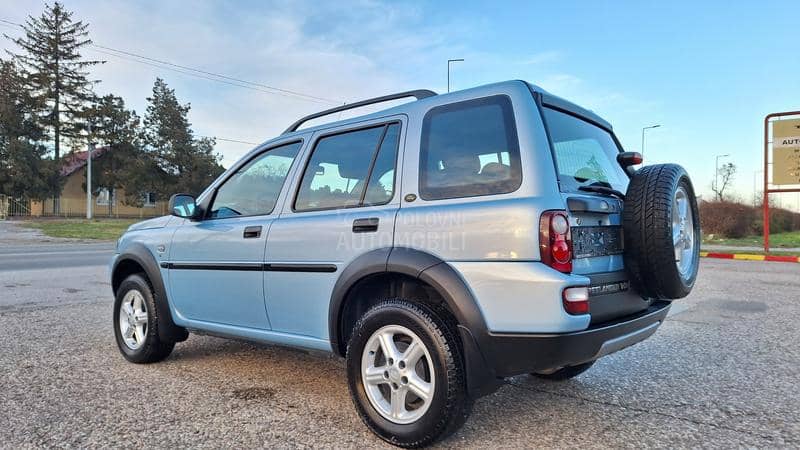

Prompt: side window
xmin=209 ymin=141 xmax=302 ymax=219
xmin=294 ymin=123 xmax=400 ymax=211
xmin=364 ymin=124 xmax=400 ymax=205
xmin=419 ymin=95 xmax=522 ymax=200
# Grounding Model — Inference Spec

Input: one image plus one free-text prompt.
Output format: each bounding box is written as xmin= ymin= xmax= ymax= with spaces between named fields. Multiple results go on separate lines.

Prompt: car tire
xmin=113 ymin=273 xmax=175 ymax=363
xmin=623 ymin=164 xmax=700 ymax=299
xmin=346 ymin=299 xmax=471 ymax=448
xmin=532 ymin=361 xmax=595 ymax=381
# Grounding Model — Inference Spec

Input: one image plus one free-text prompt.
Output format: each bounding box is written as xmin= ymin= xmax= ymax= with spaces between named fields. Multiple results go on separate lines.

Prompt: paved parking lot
xmin=1 ymin=232 xmax=798 ymax=448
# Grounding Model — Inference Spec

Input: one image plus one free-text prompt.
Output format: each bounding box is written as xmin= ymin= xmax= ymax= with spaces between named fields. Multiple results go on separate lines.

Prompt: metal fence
xmin=0 ymin=195 xmax=32 ymax=219
xmin=1 ymin=195 xmax=164 ymax=219
xmin=37 ymin=196 xmax=167 ymax=219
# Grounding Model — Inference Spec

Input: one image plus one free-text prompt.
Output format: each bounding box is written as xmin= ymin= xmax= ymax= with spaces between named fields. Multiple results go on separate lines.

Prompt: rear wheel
xmin=346 ymin=300 xmax=471 ymax=448
xmin=113 ymin=274 xmax=175 ymax=363
xmin=623 ymin=164 xmax=700 ymax=299
xmin=532 ymin=361 xmax=595 ymax=381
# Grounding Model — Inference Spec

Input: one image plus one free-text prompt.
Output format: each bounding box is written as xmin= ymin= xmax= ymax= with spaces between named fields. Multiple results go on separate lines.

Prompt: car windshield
xmin=543 ymin=107 xmax=629 ymax=193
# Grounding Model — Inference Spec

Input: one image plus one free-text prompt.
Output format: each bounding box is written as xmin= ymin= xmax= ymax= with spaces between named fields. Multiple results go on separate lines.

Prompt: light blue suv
xmin=110 ymin=80 xmax=700 ymax=447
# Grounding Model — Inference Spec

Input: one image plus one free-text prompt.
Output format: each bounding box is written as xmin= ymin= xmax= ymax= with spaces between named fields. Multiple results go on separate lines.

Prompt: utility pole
xmin=641 ymin=124 xmax=660 ymax=157
xmin=86 ymin=124 xmax=94 ymax=219
xmin=447 ymin=59 xmax=464 ymax=93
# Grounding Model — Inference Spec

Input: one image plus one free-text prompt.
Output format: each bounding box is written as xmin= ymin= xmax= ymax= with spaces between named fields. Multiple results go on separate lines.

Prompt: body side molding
xmin=159 ymin=262 xmax=337 ymax=273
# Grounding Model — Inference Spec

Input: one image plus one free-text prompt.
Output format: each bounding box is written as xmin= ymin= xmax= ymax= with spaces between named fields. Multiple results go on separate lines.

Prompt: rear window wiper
xmin=577 ymin=183 xmax=625 ymax=200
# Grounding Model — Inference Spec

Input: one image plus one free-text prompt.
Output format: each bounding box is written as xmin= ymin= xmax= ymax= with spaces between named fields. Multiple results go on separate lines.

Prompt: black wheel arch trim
xmin=112 ymin=243 xmax=189 ymax=343
xmin=328 ymin=247 xmax=500 ymax=397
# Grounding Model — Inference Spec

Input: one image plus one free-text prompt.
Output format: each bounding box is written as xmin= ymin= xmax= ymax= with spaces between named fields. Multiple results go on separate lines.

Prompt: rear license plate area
xmin=572 ymin=226 xmax=624 ymax=258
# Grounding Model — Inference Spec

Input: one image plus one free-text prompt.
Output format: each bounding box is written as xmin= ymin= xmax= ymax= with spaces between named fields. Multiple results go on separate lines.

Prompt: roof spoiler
xmin=283 ymin=89 xmax=437 ymax=134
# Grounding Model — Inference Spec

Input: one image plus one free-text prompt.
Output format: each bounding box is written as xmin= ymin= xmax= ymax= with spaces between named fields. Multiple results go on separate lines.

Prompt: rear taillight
xmin=539 ymin=210 xmax=573 ymax=273
xmin=562 ymin=286 xmax=589 ymax=315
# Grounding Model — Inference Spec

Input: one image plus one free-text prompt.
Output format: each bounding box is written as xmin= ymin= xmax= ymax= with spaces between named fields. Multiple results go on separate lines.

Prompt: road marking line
xmin=733 ymin=254 xmax=765 ymax=261
xmin=705 ymin=252 xmax=734 ymax=259
xmin=701 ymin=252 xmax=800 ymax=263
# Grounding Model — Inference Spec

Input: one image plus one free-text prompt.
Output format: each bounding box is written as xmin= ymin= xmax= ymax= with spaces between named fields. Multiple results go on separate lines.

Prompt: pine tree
xmin=0 ymin=59 xmax=56 ymax=201
xmin=4 ymin=2 xmax=104 ymax=212
xmin=143 ymin=78 xmax=223 ymax=197
xmin=84 ymin=94 xmax=143 ymax=214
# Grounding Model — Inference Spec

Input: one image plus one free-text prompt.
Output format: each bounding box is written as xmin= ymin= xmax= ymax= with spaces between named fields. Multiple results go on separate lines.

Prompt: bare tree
xmin=712 ymin=162 xmax=736 ymax=201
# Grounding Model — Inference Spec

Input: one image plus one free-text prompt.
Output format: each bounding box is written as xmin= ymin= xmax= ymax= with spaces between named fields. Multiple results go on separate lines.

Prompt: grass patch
xmin=20 ymin=219 xmax=139 ymax=240
xmin=703 ymin=230 xmax=800 ymax=248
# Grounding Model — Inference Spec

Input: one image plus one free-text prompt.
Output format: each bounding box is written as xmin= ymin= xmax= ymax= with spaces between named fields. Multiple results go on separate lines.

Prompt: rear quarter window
xmin=419 ymin=95 xmax=522 ymax=200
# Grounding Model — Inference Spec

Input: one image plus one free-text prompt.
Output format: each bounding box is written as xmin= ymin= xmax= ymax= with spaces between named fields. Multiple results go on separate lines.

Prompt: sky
xmin=2 ymin=0 xmax=800 ymax=208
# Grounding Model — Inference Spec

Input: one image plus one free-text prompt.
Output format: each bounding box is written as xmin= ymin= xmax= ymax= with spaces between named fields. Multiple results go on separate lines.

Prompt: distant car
xmin=110 ymin=81 xmax=700 ymax=447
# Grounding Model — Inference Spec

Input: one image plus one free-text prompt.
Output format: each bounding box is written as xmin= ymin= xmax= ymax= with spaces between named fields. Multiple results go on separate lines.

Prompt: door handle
xmin=243 ymin=226 xmax=262 ymax=239
xmin=352 ymin=218 xmax=379 ymax=233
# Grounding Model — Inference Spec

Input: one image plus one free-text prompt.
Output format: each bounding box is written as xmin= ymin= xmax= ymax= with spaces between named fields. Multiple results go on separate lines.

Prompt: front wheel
xmin=346 ymin=300 xmax=471 ymax=448
xmin=113 ymin=273 xmax=175 ymax=363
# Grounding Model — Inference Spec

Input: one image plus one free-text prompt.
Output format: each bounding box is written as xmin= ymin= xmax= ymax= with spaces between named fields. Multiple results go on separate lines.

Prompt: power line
xmin=4 ymin=19 xmax=263 ymax=148
xmin=0 ymin=17 xmax=343 ymax=105
xmin=88 ymin=46 xmax=318 ymax=101
xmin=92 ymin=44 xmax=340 ymax=105
xmin=206 ymin=137 xmax=260 ymax=146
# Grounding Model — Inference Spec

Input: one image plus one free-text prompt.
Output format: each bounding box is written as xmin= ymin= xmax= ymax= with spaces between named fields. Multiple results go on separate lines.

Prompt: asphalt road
xmin=1 ymin=237 xmax=798 ymax=448
xmin=0 ymin=242 xmax=114 ymax=271
xmin=0 ymin=221 xmax=114 ymax=271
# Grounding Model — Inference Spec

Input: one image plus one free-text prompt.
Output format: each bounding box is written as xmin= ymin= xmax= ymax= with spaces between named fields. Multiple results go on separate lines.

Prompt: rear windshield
xmin=542 ymin=107 xmax=628 ymax=193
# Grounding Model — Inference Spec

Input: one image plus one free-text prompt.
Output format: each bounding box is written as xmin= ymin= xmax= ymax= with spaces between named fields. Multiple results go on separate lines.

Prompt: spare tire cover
xmin=623 ymin=164 xmax=700 ymax=299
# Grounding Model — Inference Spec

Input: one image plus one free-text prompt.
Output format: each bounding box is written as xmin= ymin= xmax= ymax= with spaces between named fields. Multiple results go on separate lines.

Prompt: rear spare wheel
xmin=623 ymin=164 xmax=700 ymax=299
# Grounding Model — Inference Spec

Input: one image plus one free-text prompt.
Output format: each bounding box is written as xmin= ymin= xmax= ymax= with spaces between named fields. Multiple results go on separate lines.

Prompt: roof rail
xmin=283 ymin=89 xmax=437 ymax=134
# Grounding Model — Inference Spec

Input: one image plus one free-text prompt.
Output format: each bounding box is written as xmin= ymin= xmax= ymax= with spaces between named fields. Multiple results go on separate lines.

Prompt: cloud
xmin=1 ymin=0 xmax=468 ymax=166
xmin=0 ymin=1 xmax=655 ymax=171
xmin=519 ymin=50 xmax=562 ymax=66
xmin=536 ymin=73 xmax=583 ymax=93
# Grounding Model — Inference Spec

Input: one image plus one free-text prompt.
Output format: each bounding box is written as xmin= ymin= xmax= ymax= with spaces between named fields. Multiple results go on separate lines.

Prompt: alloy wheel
xmin=119 ymin=289 xmax=148 ymax=350
xmin=672 ymin=185 xmax=696 ymax=279
xmin=361 ymin=325 xmax=435 ymax=425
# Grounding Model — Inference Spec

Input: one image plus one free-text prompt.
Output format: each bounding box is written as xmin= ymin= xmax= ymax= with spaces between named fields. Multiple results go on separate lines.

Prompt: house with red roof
xmin=30 ymin=148 xmax=168 ymax=218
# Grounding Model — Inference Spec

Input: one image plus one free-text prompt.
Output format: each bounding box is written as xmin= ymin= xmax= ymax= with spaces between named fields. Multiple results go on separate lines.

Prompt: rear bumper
xmin=479 ymin=301 xmax=671 ymax=377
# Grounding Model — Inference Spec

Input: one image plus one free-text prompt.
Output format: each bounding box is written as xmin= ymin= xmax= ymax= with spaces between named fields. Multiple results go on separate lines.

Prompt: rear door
xmin=541 ymin=106 xmax=650 ymax=322
xmin=264 ymin=118 xmax=404 ymax=339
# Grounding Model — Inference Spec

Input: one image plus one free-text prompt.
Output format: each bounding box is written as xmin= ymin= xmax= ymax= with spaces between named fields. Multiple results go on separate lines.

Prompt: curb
xmin=700 ymin=251 xmax=800 ymax=263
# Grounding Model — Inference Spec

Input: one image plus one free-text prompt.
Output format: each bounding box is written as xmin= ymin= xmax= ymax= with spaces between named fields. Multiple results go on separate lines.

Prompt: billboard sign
xmin=772 ymin=119 xmax=800 ymax=185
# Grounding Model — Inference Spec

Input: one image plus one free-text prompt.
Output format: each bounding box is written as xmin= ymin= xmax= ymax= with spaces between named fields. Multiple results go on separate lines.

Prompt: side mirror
xmin=617 ymin=151 xmax=643 ymax=168
xmin=168 ymin=193 xmax=198 ymax=219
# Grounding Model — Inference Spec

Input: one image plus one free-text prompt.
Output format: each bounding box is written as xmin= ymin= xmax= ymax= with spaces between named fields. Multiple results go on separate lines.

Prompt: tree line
xmin=0 ymin=2 xmax=224 ymax=213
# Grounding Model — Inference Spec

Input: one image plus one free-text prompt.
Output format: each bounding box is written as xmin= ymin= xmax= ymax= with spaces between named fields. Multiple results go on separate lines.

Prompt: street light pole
xmin=447 ymin=58 xmax=464 ymax=93
xmin=86 ymin=125 xmax=94 ymax=220
xmin=714 ymin=153 xmax=730 ymax=201
xmin=641 ymin=124 xmax=660 ymax=157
